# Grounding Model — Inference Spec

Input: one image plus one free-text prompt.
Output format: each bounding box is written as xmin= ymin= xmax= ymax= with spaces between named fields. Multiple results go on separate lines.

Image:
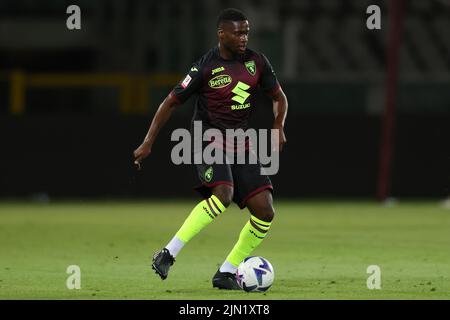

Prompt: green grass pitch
xmin=0 ymin=200 xmax=449 ymax=299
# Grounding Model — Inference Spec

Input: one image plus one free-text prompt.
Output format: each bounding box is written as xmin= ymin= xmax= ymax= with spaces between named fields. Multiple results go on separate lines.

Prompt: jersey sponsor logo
xmin=208 ymin=74 xmax=232 ymax=89
xmin=231 ymin=103 xmax=251 ymax=110
xmin=211 ymin=66 xmax=225 ymax=75
xmin=231 ymin=81 xmax=251 ymax=104
xmin=181 ymin=74 xmax=192 ymax=88
xmin=245 ymin=60 xmax=256 ymax=76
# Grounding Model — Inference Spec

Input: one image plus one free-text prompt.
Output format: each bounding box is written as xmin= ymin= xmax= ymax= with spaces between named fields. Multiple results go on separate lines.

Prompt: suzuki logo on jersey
xmin=209 ymin=74 xmax=232 ymax=89
xmin=231 ymin=81 xmax=251 ymax=104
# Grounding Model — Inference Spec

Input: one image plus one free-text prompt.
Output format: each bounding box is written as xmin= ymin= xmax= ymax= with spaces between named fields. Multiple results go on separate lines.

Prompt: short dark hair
xmin=217 ymin=8 xmax=247 ymax=28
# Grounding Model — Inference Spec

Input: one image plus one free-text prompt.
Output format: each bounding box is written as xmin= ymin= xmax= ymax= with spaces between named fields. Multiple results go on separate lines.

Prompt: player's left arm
xmin=271 ymin=88 xmax=288 ymax=152
xmin=258 ymin=53 xmax=288 ymax=152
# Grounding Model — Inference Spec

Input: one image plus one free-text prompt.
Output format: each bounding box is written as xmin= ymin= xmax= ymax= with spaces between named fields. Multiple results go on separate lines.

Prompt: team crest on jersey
xmin=204 ymin=167 xmax=213 ymax=182
xmin=245 ymin=60 xmax=256 ymax=76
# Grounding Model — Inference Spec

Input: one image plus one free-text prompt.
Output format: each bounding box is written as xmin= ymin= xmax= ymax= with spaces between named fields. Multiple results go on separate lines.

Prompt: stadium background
xmin=0 ymin=0 xmax=448 ymax=201
xmin=0 ymin=0 xmax=450 ymax=301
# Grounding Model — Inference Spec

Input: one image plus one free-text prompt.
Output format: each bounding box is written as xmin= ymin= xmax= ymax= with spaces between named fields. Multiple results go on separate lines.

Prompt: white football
xmin=236 ymin=256 xmax=274 ymax=292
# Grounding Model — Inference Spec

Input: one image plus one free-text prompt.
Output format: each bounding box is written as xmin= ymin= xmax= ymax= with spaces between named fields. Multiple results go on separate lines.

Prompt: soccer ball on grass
xmin=236 ymin=256 xmax=274 ymax=292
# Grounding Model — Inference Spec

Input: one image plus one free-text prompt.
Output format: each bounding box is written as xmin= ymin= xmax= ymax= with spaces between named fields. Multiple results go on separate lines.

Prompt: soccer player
xmin=133 ymin=8 xmax=288 ymax=290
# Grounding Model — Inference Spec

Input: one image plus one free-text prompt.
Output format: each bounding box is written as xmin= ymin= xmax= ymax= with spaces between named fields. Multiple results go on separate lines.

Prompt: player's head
xmin=217 ymin=8 xmax=249 ymax=56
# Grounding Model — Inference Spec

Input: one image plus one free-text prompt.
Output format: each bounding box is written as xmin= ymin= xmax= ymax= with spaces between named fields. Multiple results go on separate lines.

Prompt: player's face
xmin=219 ymin=20 xmax=250 ymax=55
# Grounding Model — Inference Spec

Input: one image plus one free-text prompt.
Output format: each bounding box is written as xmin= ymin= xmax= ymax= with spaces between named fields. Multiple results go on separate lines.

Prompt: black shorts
xmin=193 ymin=149 xmax=273 ymax=209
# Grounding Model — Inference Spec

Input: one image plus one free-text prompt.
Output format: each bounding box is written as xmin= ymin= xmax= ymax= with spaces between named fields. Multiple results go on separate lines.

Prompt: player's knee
xmin=251 ymin=202 xmax=275 ymax=222
xmin=260 ymin=205 xmax=275 ymax=222
xmin=212 ymin=185 xmax=233 ymax=208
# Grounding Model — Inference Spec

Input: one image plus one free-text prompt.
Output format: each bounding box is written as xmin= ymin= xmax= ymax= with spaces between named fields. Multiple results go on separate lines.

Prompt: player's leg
xmin=213 ymin=154 xmax=274 ymax=289
xmin=152 ymin=164 xmax=233 ymax=280
xmin=171 ymin=183 xmax=232 ymax=247
xmin=220 ymin=190 xmax=274 ymax=274
xmin=245 ymin=190 xmax=274 ymax=222
xmin=212 ymin=189 xmax=274 ymax=290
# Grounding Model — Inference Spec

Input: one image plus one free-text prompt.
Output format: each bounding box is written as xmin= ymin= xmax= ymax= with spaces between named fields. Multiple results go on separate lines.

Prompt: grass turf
xmin=0 ymin=200 xmax=449 ymax=299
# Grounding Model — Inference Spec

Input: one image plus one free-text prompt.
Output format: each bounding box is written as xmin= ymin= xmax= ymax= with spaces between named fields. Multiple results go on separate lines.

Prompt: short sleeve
xmin=259 ymin=54 xmax=281 ymax=97
xmin=170 ymin=63 xmax=203 ymax=104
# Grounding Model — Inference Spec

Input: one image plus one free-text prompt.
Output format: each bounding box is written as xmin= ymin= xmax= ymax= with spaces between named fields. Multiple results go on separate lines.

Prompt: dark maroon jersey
xmin=170 ymin=46 xmax=281 ymax=132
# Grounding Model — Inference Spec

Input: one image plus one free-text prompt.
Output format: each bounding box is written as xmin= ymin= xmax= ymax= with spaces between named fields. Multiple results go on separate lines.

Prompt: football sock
xmin=219 ymin=260 xmax=238 ymax=274
xmin=165 ymin=236 xmax=185 ymax=258
xmin=174 ymin=195 xmax=226 ymax=245
xmin=223 ymin=214 xmax=272 ymax=270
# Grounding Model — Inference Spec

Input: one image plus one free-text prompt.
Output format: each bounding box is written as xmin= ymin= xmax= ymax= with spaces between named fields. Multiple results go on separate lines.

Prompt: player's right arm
xmin=133 ymin=94 xmax=178 ymax=169
xmin=133 ymin=63 xmax=203 ymax=169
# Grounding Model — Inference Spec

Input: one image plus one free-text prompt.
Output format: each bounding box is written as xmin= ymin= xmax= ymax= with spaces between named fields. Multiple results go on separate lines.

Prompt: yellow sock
xmin=175 ymin=195 xmax=226 ymax=243
xmin=225 ymin=215 xmax=272 ymax=267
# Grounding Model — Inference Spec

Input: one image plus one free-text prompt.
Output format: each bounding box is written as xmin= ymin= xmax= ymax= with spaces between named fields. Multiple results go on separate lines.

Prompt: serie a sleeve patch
xmin=181 ymin=74 xmax=192 ymax=88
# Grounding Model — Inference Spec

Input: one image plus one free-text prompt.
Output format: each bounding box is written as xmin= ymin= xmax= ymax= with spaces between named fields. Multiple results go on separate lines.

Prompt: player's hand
xmin=133 ymin=142 xmax=152 ymax=170
xmin=272 ymin=123 xmax=286 ymax=152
